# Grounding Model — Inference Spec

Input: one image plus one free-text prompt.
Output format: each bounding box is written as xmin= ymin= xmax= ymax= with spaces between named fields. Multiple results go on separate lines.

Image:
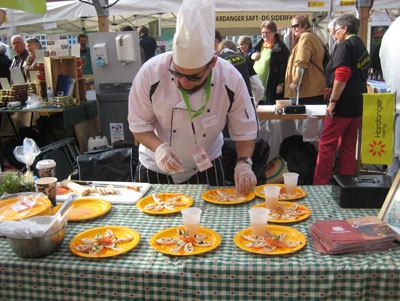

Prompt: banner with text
xmin=216 ymin=12 xmax=311 ymax=29
xmin=361 ymin=93 xmax=395 ymax=164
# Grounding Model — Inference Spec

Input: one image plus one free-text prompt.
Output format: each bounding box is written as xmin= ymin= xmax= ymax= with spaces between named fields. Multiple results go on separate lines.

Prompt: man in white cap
xmin=128 ymin=0 xmax=258 ymax=195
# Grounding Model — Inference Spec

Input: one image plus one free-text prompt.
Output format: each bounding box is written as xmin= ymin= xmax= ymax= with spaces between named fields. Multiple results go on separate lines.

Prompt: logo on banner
xmin=361 ymin=93 xmax=395 ymax=164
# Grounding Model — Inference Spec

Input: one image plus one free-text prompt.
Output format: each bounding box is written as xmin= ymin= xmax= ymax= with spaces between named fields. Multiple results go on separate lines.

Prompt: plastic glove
xmin=155 ymin=142 xmax=184 ymax=173
xmin=234 ymin=163 xmax=257 ymax=196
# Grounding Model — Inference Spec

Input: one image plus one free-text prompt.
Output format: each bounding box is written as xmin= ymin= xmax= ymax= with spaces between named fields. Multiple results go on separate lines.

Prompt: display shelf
xmin=44 ymin=56 xmax=86 ymax=104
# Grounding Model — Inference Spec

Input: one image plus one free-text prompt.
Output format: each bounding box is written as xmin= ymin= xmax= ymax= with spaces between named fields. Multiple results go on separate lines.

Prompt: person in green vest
xmin=251 ymin=20 xmax=289 ymax=104
xmin=78 ymin=33 xmax=93 ymax=76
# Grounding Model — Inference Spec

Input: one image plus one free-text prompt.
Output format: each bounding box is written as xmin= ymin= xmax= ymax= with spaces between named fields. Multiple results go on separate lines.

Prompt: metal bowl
xmin=7 ymin=226 xmax=65 ymax=258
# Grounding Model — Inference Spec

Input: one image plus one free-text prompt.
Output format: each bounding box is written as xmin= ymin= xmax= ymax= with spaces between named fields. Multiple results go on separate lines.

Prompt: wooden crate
xmin=44 ymin=56 xmax=86 ymax=104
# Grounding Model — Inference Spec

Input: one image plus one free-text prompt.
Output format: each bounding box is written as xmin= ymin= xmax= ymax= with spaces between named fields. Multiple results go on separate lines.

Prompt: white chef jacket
xmin=128 ymin=52 xmax=257 ymax=183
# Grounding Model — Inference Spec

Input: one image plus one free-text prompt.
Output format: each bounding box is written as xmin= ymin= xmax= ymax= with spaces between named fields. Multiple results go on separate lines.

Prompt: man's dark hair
xmin=120 ymin=25 xmax=134 ymax=32
xmin=78 ymin=33 xmax=87 ymax=41
xmin=138 ymin=26 xmax=149 ymax=37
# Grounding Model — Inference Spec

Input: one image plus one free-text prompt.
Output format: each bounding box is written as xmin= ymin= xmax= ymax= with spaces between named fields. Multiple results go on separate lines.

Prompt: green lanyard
xmin=345 ymin=34 xmax=356 ymax=40
xmin=180 ymin=73 xmax=212 ymax=144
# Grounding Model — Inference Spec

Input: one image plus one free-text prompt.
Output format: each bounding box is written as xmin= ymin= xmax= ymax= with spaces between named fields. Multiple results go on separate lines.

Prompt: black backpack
xmin=279 ymin=135 xmax=318 ymax=185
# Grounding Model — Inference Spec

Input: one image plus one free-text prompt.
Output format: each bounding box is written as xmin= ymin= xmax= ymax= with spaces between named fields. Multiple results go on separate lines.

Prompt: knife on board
xmin=72 ymin=180 xmax=141 ymax=189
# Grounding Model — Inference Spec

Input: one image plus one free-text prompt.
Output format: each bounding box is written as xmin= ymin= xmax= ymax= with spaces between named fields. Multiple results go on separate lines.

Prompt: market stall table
xmin=0 ymin=184 xmax=399 ymax=300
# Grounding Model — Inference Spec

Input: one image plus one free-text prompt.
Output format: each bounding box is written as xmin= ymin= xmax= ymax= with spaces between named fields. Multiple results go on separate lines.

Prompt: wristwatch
xmin=237 ymin=157 xmax=253 ymax=166
xmin=330 ymin=98 xmax=338 ymax=104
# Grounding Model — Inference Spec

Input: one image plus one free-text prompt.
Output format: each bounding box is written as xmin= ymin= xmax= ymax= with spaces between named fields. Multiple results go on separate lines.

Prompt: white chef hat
xmin=172 ymin=0 xmax=215 ymax=69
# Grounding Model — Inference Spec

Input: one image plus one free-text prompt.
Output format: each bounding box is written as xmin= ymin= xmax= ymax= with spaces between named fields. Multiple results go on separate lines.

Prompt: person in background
xmin=24 ymin=37 xmax=42 ymax=82
xmin=251 ymin=21 xmax=289 ymax=104
xmin=218 ymin=39 xmax=263 ymax=106
xmin=128 ymin=0 xmax=258 ymax=195
xmin=328 ymin=18 xmax=338 ymax=55
xmin=78 ymin=33 xmax=93 ymax=76
xmin=285 ymin=14 xmax=325 ymax=104
xmin=238 ymin=36 xmax=254 ymax=59
xmin=0 ymin=43 xmax=11 ymax=88
xmin=214 ymin=30 xmax=223 ymax=54
xmin=119 ymin=24 xmax=146 ymax=64
xmin=10 ymin=35 xmax=29 ymax=81
xmin=138 ymin=26 xmax=157 ymax=63
xmin=313 ymin=14 xmax=370 ymax=185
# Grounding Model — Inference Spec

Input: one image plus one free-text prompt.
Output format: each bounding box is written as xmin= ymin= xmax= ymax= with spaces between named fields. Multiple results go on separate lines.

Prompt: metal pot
xmin=7 ymin=226 xmax=65 ymax=258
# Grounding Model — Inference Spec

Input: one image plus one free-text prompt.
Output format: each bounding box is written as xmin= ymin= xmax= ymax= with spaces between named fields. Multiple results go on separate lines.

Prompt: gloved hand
xmin=155 ymin=142 xmax=184 ymax=173
xmin=234 ymin=163 xmax=257 ymax=196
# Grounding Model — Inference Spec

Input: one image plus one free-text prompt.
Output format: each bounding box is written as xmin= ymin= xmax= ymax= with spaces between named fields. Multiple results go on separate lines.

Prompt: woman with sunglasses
xmin=313 ymin=14 xmax=370 ymax=185
xmin=284 ymin=14 xmax=326 ymax=104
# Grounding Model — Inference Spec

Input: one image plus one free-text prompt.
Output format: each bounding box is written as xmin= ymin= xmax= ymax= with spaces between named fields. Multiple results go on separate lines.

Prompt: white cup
xmin=248 ymin=207 xmax=270 ymax=237
xmin=181 ymin=207 xmax=202 ymax=237
xmin=283 ymin=172 xmax=299 ymax=195
xmin=263 ymin=185 xmax=281 ymax=211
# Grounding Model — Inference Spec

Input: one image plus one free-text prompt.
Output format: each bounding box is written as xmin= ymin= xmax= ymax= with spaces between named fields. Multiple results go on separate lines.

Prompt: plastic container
xmin=88 ymin=136 xmax=109 ymax=151
xmin=36 ymin=159 xmax=56 ymax=178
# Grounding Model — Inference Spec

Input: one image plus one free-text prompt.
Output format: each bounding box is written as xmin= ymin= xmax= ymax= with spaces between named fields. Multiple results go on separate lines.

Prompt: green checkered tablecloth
xmin=1 ymin=185 xmax=399 ymax=300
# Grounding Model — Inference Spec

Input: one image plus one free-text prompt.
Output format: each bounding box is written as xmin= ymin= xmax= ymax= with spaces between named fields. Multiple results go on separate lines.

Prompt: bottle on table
xmin=47 ymin=86 xmax=54 ymax=107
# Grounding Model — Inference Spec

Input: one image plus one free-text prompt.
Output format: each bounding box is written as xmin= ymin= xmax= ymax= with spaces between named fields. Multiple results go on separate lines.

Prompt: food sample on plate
xmin=155 ymin=228 xmax=214 ymax=254
xmin=279 ymin=191 xmax=302 ymax=199
xmin=207 ymin=189 xmax=247 ymax=202
xmin=144 ymin=194 xmax=189 ymax=212
xmin=269 ymin=203 xmax=307 ymax=221
xmin=73 ymin=228 xmax=134 ymax=255
xmin=241 ymin=230 xmax=302 ymax=253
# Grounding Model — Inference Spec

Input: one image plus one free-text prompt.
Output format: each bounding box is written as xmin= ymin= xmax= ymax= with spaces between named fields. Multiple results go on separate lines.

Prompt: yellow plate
xmin=150 ymin=226 xmax=221 ymax=256
xmin=136 ymin=193 xmax=193 ymax=214
xmin=251 ymin=201 xmax=311 ymax=223
xmin=202 ymin=188 xmax=255 ymax=205
xmin=67 ymin=198 xmax=111 ymax=221
xmin=0 ymin=194 xmax=51 ymax=222
xmin=253 ymin=184 xmax=306 ymax=201
xmin=234 ymin=225 xmax=306 ymax=255
xmin=69 ymin=226 xmax=140 ymax=258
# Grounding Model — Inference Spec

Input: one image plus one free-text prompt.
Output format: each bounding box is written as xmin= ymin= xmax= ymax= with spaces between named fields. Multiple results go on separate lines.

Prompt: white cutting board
xmin=56 ymin=181 xmax=151 ymax=205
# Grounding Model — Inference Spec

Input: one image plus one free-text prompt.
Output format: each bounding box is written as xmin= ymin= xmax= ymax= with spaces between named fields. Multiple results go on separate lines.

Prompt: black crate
xmin=332 ymin=175 xmax=392 ymax=208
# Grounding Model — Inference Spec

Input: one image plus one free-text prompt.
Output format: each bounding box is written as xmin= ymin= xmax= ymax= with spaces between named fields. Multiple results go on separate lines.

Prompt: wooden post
xmin=98 ymin=16 xmax=109 ymax=32
xmin=359 ymin=6 xmax=370 ymax=46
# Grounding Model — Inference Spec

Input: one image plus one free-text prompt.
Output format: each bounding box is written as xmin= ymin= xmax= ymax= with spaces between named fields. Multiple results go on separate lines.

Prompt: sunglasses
xmin=168 ymin=58 xmax=212 ymax=82
xmin=291 ymin=24 xmax=300 ymax=29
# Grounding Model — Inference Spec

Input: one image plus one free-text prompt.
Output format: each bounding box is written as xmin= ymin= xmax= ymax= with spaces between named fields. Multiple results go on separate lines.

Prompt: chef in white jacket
xmin=127 ymin=0 xmax=258 ymax=195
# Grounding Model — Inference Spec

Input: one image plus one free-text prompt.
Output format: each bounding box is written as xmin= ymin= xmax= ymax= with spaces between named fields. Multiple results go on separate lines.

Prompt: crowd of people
xmin=1 ymin=2 xmax=375 ymax=190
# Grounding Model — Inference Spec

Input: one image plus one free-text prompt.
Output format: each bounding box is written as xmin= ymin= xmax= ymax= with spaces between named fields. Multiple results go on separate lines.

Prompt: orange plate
xmin=0 ymin=194 xmax=51 ymax=221
xmin=251 ymin=201 xmax=311 ymax=223
xmin=69 ymin=226 xmax=140 ymax=258
xmin=150 ymin=226 xmax=221 ymax=256
xmin=136 ymin=193 xmax=193 ymax=214
xmin=202 ymin=188 xmax=255 ymax=205
xmin=234 ymin=225 xmax=306 ymax=255
xmin=253 ymin=184 xmax=306 ymax=201
xmin=66 ymin=198 xmax=111 ymax=221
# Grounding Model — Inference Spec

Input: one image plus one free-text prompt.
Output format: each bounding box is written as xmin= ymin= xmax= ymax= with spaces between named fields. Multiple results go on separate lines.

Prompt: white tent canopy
xmin=1 ymin=0 xmax=399 ymax=35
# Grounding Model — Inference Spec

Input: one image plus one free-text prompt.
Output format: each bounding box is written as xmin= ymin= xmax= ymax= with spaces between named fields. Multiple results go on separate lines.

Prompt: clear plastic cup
xmin=248 ymin=207 xmax=270 ymax=237
xmin=181 ymin=207 xmax=202 ymax=237
xmin=283 ymin=172 xmax=299 ymax=195
xmin=264 ymin=185 xmax=281 ymax=211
